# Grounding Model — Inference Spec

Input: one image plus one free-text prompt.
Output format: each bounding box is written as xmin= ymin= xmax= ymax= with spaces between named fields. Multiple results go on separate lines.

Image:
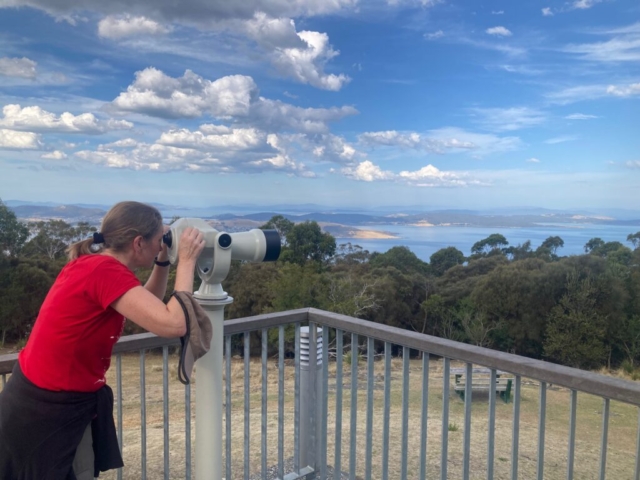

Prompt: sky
xmin=0 ymin=0 xmax=638 ymax=211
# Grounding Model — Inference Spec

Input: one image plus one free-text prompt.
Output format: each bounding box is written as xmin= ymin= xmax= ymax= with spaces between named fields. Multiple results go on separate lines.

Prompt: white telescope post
xmin=165 ymin=218 xmax=280 ymax=480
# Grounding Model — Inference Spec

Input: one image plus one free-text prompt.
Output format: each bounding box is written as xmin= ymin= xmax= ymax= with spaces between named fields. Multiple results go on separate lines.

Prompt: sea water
xmin=335 ymin=223 xmax=640 ymax=261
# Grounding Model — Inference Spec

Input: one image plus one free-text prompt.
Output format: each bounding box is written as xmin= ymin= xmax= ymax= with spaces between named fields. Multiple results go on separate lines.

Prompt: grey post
xmin=299 ymin=325 xmax=324 ymax=475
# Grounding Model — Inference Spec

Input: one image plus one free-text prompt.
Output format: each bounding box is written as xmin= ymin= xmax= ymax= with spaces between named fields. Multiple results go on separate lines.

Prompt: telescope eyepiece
xmin=162 ymin=231 xmax=173 ymax=248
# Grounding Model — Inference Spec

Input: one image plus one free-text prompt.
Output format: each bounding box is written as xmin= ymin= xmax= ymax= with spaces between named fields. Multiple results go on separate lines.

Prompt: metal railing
xmin=1 ymin=307 xmax=640 ymax=479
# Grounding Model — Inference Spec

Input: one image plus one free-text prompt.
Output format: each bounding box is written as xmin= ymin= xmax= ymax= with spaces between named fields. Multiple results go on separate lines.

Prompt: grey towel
xmin=172 ymin=291 xmax=213 ymax=385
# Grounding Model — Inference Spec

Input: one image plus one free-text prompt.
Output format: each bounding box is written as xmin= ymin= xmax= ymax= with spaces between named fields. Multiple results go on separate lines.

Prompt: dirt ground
xmin=76 ymin=351 xmax=640 ymax=480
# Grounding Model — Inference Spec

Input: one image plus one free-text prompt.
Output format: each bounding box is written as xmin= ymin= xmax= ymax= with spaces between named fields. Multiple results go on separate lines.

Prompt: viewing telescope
xmin=162 ymin=218 xmax=281 ymax=299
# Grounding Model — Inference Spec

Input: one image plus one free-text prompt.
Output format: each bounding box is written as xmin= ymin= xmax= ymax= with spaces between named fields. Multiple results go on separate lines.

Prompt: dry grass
xmin=92 ymin=352 xmax=639 ymax=480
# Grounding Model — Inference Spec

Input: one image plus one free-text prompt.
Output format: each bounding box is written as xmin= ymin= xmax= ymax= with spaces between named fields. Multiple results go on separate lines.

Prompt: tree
xmin=543 ymin=272 xmax=606 ymax=369
xmin=369 ymin=246 xmax=429 ymax=276
xmin=22 ymin=219 xmax=79 ymax=260
xmin=584 ymin=237 xmax=605 ymax=254
xmin=536 ymin=236 xmax=565 ymax=260
xmin=503 ymin=241 xmax=533 ymax=261
xmin=260 ymin=215 xmax=294 ymax=247
xmin=0 ymin=200 xmax=29 ymax=257
xmin=280 ymin=221 xmax=336 ymax=266
xmin=430 ymin=246 xmax=465 ymax=276
xmin=471 ymin=234 xmax=509 ymax=256
xmin=627 ymin=232 xmax=640 ymax=250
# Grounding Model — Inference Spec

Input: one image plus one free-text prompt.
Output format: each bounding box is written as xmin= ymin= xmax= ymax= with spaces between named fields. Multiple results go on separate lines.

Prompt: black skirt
xmin=0 ymin=363 xmax=123 ymax=479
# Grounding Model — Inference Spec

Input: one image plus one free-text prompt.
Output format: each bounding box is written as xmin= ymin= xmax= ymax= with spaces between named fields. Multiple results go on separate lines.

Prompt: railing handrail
xmin=2 ymin=307 xmax=639 ymax=406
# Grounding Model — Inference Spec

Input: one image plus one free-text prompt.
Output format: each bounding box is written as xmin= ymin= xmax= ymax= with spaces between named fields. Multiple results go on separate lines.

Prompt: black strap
xmin=171 ymin=292 xmax=191 ymax=385
xmin=155 ymin=259 xmax=171 ymax=267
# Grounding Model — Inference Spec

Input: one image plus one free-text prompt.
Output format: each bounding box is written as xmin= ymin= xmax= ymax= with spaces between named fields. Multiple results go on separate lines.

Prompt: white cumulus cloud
xmin=0 ymin=104 xmax=133 ymax=134
xmin=0 ymin=129 xmax=41 ymax=149
xmin=526 ymin=157 xmax=541 ymax=163
xmin=341 ymin=161 xmax=395 ymax=182
xmin=572 ymin=0 xmax=602 ymax=9
xmin=110 ymin=68 xmax=357 ymax=132
xmin=542 ymin=7 xmax=553 ymax=16
xmin=98 ymin=15 xmax=172 ymax=39
xmin=0 ymin=57 xmax=37 ymax=78
xmin=486 ymin=26 xmax=512 ymax=37
xmin=41 ymin=150 xmax=68 ymax=159
xmin=606 ymin=83 xmax=640 ymax=97
xmin=358 ymin=130 xmax=475 ymax=152
xmin=341 ymin=160 xmax=477 ymax=187
xmin=424 ymin=30 xmax=444 ymax=40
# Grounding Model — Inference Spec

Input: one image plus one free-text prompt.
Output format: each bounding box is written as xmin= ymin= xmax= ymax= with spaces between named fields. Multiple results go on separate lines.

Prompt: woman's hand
xmin=178 ymin=227 xmax=206 ymax=265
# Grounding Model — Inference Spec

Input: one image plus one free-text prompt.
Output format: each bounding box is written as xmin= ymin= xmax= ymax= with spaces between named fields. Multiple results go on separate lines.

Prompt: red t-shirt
xmin=19 ymin=255 xmax=141 ymax=392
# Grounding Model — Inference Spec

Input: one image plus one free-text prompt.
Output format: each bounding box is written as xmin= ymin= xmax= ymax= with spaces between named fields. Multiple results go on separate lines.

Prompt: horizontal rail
xmin=307 ymin=309 xmax=640 ymax=406
xmin=2 ymin=308 xmax=639 ymax=407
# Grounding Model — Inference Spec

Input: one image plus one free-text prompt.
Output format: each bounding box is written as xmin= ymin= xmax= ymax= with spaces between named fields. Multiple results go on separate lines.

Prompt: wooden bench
xmin=450 ymin=367 xmax=513 ymax=403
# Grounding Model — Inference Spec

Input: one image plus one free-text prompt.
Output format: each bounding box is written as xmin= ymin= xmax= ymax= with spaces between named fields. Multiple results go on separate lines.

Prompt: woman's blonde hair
xmin=67 ymin=201 xmax=163 ymax=260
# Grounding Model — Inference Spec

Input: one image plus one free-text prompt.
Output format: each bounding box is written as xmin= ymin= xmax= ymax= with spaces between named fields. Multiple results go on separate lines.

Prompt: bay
xmin=335 ymin=223 xmax=640 ymax=261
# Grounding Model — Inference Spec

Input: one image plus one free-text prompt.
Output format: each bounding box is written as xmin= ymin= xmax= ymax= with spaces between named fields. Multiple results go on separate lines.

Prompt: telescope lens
xmin=218 ymin=233 xmax=232 ymax=249
xmin=162 ymin=231 xmax=173 ymax=248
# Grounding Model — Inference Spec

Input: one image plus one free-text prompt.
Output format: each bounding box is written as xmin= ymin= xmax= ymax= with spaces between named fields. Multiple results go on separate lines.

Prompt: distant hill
xmin=11 ymin=205 xmax=106 ymax=221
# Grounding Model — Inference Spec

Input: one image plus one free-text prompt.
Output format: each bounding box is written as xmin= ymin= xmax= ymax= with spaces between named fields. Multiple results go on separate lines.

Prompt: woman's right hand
xmin=178 ymin=227 xmax=206 ymax=265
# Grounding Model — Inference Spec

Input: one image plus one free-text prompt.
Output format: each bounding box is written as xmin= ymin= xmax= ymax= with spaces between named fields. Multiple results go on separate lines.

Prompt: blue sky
xmin=0 ymin=0 xmax=638 ymax=211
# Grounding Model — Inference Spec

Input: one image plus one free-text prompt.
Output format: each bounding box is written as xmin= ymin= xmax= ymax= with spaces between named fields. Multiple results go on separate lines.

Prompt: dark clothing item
xmin=0 ymin=363 xmax=123 ymax=479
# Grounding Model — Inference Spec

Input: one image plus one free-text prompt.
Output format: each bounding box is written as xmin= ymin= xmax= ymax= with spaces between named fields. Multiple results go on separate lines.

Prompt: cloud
xmin=544 ymin=135 xmax=577 ymax=144
xmin=545 ymin=84 xmax=608 ymax=104
xmin=565 ymin=113 xmax=597 ymax=120
xmin=526 ymin=158 xmax=540 ymax=163
xmin=486 ymin=26 xmax=512 ymax=37
xmin=563 ymin=22 xmax=640 ymax=62
xmin=0 ymin=104 xmax=133 ymax=134
xmin=41 ymin=150 xmax=68 ymax=159
xmin=359 ymin=130 xmax=475 ymax=152
xmin=109 ymin=68 xmax=357 ymax=132
xmin=541 ymin=7 xmax=553 ymax=16
xmin=492 ymin=10 xmax=504 ymax=15
xmin=424 ymin=30 xmax=444 ymax=40
xmin=572 ymin=0 xmax=602 ymax=9
xmin=0 ymin=57 xmax=37 ymax=78
xmin=243 ymin=13 xmax=349 ymax=90
xmin=606 ymin=83 xmax=640 ymax=97
xmin=0 ymin=129 xmax=41 ymax=149
xmin=98 ymin=15 xmax=172 ymax=39
xmin=341 ymin=160 xmax=478 ymax=187
xmin=626 ymin=160 xmax=640 ymax=169
xmin=470 ymin=107 xmax=546 ymax=131
xmin=0 ymin=0 xmax=357 ymax=23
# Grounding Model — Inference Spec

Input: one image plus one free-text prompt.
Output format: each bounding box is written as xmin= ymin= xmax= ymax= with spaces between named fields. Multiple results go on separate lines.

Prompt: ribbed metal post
xmin=350 ymin=333 xmax=358 ymax=479
xmin=537 ymin=382 xmax=547 ymax=480
xmin=261 ymin=328 xmax=268 ymax=479
xmin=441 ymin=357 xmax=450 ymax=480
xmin=278 ymin=326 xmax=285 ymax=480
xmin=140 ymin=350 xmax=147 ymax=480
xmin=163 ymin=346 xmax=169 ymax=480
xmin=321 ymin=325 xmax=329 ymax=480
xmin=382 ymin=342 xmax=391 ymax=480
xmin=599 ymin=398 xmax=609 ymax=480
xmin=511 ymin=376 xmax=521 ymax=480
xmin=299 ymin=324 xmax=323 ymax=473
xmin=1 ymin=374 xmax=5 ymax=388
xmin=487 ymin=368 xmax=496 ymax=480
xmin=365 ymin=337 xmax=374 ymax=480
xmin=116 ymin=354 xmax=123 ymax=480
xmin=244 ymin=332 xmax=251 ymax=480
xmin=567 ymin=390 xmax=577 ymax=480
xmin=463 ymin=362 xmax=472 ymax=480
xmin=419 ymin=353 xmax=430 ymax=480
xmin=335 ymin=329 xmax=344 ymax=480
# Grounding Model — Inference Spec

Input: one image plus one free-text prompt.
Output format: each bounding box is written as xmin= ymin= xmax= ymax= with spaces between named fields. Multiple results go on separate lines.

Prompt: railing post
xmin=299 ymin=325 xmax=323 ymax=475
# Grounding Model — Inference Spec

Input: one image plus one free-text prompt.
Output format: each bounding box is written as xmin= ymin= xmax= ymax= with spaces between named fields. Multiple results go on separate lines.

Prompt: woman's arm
xmin=111 ymin=227 xmax=205 ymax=338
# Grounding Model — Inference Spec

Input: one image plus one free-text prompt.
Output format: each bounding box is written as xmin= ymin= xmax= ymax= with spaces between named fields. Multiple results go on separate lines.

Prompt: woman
xmin=0 ymin=201 xmax=205 ymax=479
